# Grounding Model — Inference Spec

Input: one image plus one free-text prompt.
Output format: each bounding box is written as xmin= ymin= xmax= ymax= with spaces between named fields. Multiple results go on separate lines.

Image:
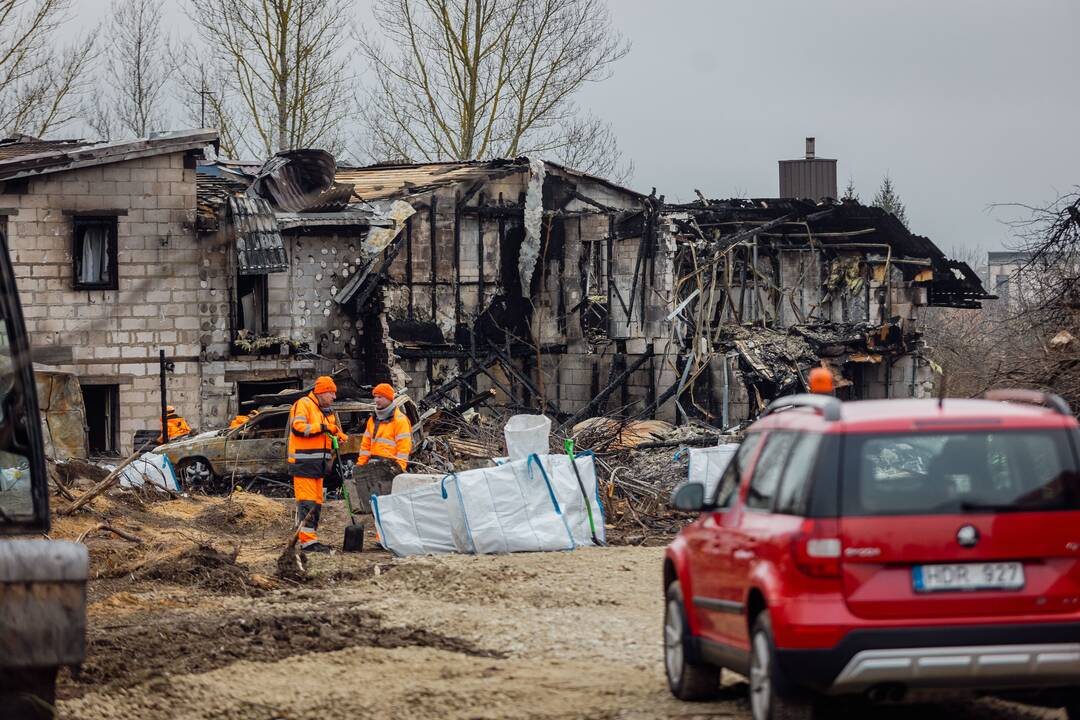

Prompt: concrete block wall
xmin=0 ymin=152 xmax=204 ymax=453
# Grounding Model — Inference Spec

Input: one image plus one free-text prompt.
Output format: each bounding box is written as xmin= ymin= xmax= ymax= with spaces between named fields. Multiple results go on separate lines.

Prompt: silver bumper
xmin=831 ymin=643 xmax=1080 ymax=692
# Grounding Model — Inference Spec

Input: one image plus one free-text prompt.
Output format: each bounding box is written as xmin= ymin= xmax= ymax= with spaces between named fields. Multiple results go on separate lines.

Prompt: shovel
xmin=333 ymin=436 xmax=364 ymax=552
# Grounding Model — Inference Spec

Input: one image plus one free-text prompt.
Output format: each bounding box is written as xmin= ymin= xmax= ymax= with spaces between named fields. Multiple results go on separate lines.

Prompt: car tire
xmin=664 ymin=580 xmax=719 ymax=701
xmin=176 ymin=457 xmax=221 ymax=494
xmin=749 ymin=612 xmax=815 ymax=720
xmin=0 ymin=666 xmax=57 ymax=720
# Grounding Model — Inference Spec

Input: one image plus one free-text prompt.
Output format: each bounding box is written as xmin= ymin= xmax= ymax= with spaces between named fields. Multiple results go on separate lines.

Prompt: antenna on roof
xmin=938 ymin=371 xmax=948 ymax=411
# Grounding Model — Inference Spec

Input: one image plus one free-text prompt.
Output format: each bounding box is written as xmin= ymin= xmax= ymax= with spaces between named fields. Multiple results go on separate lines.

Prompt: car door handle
xmin=733 ymin=549 xmax=755 ymax=561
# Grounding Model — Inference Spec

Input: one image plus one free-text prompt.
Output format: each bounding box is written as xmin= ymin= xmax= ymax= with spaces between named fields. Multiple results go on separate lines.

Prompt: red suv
xmin=664 ymin=390 xmax=1080 ymax=719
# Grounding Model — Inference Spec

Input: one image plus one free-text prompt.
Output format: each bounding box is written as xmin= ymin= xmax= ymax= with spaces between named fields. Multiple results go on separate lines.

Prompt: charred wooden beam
xmin=429 ymin=195 xmax=438 ymax=319
xmin=558 ymin=347 xmax=654 ymax=431
xmin=352 ymin=232 xmax=406 ymax=313
xmin=405 ymin=216 xmax=414 ymax=319
xmin=487 ymin=342 xmax=562 ymax=417
xmin=463 ymin=204 xmax=526 ymax=218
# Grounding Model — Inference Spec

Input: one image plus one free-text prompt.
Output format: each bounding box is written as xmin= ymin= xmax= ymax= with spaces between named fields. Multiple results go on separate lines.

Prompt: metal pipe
xmin=159 ymin=349 xmax=167 ymax=446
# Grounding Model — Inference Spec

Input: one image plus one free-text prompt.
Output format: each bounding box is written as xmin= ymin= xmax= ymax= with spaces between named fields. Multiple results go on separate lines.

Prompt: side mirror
xmin=671 ymin=482 xmax=712 ymax=512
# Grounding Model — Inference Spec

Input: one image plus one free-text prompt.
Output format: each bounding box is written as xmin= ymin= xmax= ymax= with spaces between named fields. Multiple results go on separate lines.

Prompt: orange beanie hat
xmin=313 ymin=376 xmax=337 ymax=394
xmin=373 ymin=383 xmax=395 ymax=401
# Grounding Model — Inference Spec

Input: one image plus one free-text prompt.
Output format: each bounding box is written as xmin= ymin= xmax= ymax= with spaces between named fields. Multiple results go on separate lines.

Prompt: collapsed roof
xmin=665 ymin=197 xmax=990 ymax=309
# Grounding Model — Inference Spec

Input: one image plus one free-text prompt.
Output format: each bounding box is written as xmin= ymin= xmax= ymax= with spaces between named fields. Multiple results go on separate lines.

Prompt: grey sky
xmin=69 ymin=0 xmax=1080 ymax=254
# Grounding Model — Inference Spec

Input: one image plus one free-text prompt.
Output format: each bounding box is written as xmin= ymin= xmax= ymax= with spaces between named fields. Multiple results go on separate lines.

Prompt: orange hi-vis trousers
xmin=294 ymin=476 xmax=324 ymax=548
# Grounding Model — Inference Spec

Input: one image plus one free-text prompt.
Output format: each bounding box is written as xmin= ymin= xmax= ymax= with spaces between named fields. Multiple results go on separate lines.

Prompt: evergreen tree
xmin=872 ymin=174 xmax=908 ymax=228
xmin=842 ymin=177 xmax=859 ymax=202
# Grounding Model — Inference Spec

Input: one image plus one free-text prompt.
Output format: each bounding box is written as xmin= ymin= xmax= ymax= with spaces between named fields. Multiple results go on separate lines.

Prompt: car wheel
xmin=176 ymin=457 xmax=220 ymax=494
xmin=664 ymin=580 xmax=719 ymax=701
xmin=749 ymin=612 xmax=814 ymax=720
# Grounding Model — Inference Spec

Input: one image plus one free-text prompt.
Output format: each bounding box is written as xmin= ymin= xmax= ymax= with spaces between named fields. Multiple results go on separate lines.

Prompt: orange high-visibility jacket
xmin=159 ymin=410 xmax=191 ymax=443
xmin=229 ymin=415 xmax=249 ymax=429
xmin=356 ymin=406 xmax=412 ymax=471
xmin=287 ymin=393 xmax=347 ymax=479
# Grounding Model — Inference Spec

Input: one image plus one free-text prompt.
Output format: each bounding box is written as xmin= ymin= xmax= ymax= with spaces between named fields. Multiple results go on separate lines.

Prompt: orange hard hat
xmin=808 ymin=367 xmax=834 ymax=395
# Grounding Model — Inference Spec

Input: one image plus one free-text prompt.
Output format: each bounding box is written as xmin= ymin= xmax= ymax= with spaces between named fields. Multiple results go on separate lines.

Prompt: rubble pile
xmin=409 ymin=406 xmax=739 ymax=541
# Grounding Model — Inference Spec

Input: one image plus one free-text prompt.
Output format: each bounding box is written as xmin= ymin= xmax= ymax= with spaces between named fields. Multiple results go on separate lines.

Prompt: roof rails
xmin=983 ymin=389 xmax=1072 ymax=416
xmin=761 ymin=393 xmax=842 ymax=422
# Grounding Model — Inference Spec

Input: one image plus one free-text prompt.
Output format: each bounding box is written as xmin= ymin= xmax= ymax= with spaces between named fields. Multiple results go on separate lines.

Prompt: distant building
xmin=986 ymin=251 xmax=1032 ymax=310
xmin=778 ymin=137 xmax=838 ymax=202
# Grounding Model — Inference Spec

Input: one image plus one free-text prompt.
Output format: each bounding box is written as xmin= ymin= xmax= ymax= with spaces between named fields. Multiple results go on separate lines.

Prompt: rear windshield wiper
xmin=959 ymin=501 xmax=1045 ymax=513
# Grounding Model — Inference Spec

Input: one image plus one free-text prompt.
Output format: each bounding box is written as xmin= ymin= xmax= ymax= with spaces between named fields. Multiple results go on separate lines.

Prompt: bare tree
xmin=186 ymin=0 xmax=356 ymax=156
xmin=358 ymin=0 xmax=630 ymax=178
xmin=173 ymin=51 xmax=247 ymax=158
xmin=0 ymin=0 xmax=96 ymax=137
xmin=925 ymin=191 xmax=1080 ymax=409
xmin=89 ymin=0 xmax=172 ymax=140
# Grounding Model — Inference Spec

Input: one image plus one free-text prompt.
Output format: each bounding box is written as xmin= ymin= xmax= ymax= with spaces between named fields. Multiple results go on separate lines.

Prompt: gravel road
xmin=55 ymin=496 xmax=1068 ymax=720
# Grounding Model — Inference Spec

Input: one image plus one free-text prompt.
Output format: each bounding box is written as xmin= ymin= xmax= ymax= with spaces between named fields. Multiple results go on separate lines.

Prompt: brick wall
xmin=0 ymin=152 xmax=204 ymax=453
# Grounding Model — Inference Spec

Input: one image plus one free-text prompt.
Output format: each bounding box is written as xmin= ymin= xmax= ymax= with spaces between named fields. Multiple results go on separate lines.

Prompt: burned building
xmin=660 ymin=197 xmax=990 ymax=424
xmin=0 ymin=125 xmax=990 ymax=452
xmin=196 ymin=151 xmax=990 ymax=434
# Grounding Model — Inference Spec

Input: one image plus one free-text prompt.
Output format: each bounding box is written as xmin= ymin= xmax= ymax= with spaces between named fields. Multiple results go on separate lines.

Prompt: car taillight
xmin=792 ymin=518 xmax=841 ymax=578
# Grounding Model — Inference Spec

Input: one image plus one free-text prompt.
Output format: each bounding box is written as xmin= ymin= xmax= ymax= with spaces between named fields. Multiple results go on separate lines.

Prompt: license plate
xmin=912 ymin=562 xmax=1025 ymax=593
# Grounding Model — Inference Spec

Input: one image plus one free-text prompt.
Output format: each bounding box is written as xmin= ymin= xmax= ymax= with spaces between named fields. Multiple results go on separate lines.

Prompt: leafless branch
xmin=357 ymin=0 xmax=630 ymax=178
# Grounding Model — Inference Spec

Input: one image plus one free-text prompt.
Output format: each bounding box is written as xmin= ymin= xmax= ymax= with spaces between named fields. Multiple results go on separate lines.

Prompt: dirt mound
xmin=132 ymin=543 xmax=259 ymax=594
xmin=53 ymin=458 xmax=111 ymax=485
xmin=195 ymin=492 xmax=290 ymax=535
xmin=61 ymin=606 xmax=502 ymax=701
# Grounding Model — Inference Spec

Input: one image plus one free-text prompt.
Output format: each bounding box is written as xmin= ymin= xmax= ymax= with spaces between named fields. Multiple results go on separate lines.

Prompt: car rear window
xmin=841 ymin=430 xmax=1080 ymax=516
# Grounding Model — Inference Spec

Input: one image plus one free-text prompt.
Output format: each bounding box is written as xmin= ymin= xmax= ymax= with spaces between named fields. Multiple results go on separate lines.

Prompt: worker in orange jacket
xmin=287 ymin=376 xmax=347 ymax=553
xmin=158 ymin=406 xmax=191 ymax=443
xmin=356 ymin=383 xmax=412 ymax=472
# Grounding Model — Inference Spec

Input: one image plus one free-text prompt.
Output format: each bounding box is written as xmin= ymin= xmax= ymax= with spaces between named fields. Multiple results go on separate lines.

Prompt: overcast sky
xmin=69 ymin=0 xmax=1080 ymax=254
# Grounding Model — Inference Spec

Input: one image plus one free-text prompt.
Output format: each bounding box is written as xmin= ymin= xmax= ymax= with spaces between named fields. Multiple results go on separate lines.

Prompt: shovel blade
xmin=343 ymin=522 xmax=365 ymax=553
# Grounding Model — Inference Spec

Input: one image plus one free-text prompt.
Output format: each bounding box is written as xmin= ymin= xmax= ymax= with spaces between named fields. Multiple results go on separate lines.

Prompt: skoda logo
xmin=957 ymin=525 xmax=980 ymax=548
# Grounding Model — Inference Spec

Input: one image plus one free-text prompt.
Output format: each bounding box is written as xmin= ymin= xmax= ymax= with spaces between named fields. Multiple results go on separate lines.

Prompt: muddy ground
xmin=49 ymin=491 xmax=1069 ymax=720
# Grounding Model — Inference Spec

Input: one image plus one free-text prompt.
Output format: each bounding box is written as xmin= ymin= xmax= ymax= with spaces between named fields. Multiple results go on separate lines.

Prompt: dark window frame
xmin=72 ymin=216 xmax=119 ymax=291
xmin=236 ymin=270 xmax=270 ymax=336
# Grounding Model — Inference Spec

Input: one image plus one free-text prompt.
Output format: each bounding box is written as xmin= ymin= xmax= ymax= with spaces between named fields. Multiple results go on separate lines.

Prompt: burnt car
xmin=154 ymin=396 xmax=422 ymax=493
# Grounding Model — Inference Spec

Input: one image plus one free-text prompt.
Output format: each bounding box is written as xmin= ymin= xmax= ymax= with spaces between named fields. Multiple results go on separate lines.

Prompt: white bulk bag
xmin=534 ymin=453 xmax=605 ymax=546
xmin=116 ymin=453 xmax=180 ymax=492
xmin=372 ymin=482 xmax=456 ymax=557
xmin=503 ymin=414 xmax=551 ymax=461
xmin=688 ymin=444 xmax=740 ymax=499
xmin=440 ymin=454 xmax=574 ymax=554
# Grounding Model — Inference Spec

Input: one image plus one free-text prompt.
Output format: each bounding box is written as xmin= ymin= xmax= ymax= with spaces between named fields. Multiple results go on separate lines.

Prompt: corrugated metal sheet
xmin=229 ymin=197 xmax=288 ymax=274
xmin=335 ymin=160 xmax=524 ymax=201
xmin=247 ymin=149 xmax=355 ymax=212
xmin=778 ymin=158 xmax=838 ymax=202
xmin=0 ymin=136 xmax=89 ymax=160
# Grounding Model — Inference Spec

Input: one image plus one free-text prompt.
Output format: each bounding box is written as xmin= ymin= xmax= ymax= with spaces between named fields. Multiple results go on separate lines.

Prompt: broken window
xmin=81 ymin=384 xmax=119 ymax=455
xmin=237 ymin=272 xmax=269 ymax=335
xmin=72 ymin=217 xmax=118 ymax=290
